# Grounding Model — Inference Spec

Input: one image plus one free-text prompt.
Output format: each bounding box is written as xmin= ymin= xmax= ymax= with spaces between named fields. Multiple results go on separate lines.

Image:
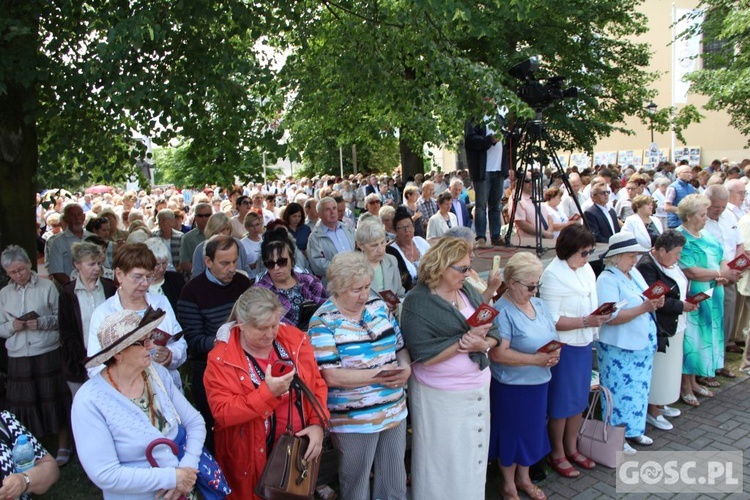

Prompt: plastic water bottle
xmin=12 ymin=435 xmax=34 ymax=473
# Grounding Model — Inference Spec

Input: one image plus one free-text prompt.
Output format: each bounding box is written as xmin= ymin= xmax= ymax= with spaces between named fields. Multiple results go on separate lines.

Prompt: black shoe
xmin=491 ymin=238 xmax=504 ymax=246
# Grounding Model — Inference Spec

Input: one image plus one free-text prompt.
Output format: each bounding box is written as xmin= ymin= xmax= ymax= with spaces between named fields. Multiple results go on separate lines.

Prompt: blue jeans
xmin=473 ymin=171 xmax=505 ymax=241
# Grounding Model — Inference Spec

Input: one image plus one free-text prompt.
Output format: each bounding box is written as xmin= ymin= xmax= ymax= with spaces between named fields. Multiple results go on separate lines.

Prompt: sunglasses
xmin=369 ymin=200 xmax=382 ymax=205
xmin=241 ymin=200 xmax=253 ymax=205
xmin=595 ymin=191 xmax=611 ymax=196
xmin=516 ymin=280 xmax=542 ymax=292
xmin=194 ymin=213 xmax=212 ymax=218
xmin=450 ymin=264 xmax=472 ymax=274
xmin=579 ymin=248 xmax=596 ymax=257
xmin=264 ymin=257 xmax=289 ymax=269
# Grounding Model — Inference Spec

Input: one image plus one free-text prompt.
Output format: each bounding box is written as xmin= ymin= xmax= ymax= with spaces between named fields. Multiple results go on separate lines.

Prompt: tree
xmin=273 ymin=0 xmax=683 ymax=179
xmin=1 ymin=0 xmax=282 ymax=256
xmin=682 ymin=1 xmax=750 ymax=144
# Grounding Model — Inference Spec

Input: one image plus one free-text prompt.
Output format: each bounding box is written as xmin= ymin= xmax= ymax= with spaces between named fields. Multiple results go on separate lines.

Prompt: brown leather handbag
xmin=255 ymin=375 xmax=330 ymax=500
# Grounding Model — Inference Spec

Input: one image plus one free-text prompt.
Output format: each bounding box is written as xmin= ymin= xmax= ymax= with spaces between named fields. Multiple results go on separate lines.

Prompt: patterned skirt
xmin=596 ymin=342 xmax=654 ymax=438
xmin=6 ymin=349 xmax=71 ymax=437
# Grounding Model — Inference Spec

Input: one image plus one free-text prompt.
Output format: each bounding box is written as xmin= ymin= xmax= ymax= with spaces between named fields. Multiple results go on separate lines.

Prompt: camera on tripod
xmin=509 ymin=56 xmax=578 ymax=111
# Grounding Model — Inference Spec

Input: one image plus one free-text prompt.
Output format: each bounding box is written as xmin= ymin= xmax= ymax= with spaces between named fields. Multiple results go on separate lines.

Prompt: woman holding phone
xmin=205 ymin=287 xmax=328 ymax=499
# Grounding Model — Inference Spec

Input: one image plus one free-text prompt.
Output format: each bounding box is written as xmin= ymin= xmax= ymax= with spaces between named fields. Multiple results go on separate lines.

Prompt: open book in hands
xmin=589 ymin=299 xmax=628 ymax=316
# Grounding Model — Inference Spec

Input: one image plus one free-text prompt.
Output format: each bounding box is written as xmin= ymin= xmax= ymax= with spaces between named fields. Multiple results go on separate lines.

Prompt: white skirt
xmin=409 ymin=377 xmax=490 ymax=500
xmin=649 ymin=328 xmax=685 ymax=405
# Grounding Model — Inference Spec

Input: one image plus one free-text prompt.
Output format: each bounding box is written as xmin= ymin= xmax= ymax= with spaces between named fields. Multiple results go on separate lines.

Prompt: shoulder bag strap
xmin=292 ymin=375 xmax=331 ymax=433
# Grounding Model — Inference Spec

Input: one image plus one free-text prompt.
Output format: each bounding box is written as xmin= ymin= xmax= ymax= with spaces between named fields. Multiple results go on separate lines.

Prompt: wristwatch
xmin=21 ymin=472 xmax=30 ymax=493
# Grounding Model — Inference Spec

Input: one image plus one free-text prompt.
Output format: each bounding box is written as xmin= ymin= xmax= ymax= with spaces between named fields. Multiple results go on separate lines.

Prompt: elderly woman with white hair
xmin=358 ymin=193 xmax=384 ymax=225
xmin=356 ymin=219 xmax=405 ymax=298
xmin=596 ymin=231 xmax=664 ymax=452
xmin=1 ymin=245 xmax=72 ymax=466
xmin=144 ymin=238 xmax=186 ymax=311
xmin=309 ymin=251 xmax=411 ymax=500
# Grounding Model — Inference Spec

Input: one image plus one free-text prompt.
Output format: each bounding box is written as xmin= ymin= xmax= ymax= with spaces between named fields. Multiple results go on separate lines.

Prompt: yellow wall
xmin=594 ymin=0 xmax=748 ymax=164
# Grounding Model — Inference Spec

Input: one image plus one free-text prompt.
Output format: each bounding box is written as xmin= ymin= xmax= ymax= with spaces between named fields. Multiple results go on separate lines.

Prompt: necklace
xmin=402 ymin=242 xmax=419 ymax=262
xmin=107 ymin=367 xmax=156 ymax=427
xmin=506 ymin=294 xmax=535 ymax=320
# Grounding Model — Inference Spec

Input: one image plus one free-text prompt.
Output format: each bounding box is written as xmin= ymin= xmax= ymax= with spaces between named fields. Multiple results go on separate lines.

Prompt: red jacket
xmin=205 ymin=323 xmax=329 ymax=500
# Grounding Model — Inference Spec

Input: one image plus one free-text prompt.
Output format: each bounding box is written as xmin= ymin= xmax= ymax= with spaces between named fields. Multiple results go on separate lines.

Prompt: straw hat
xmin=600 ymin=231 xmax=650 ymax=259
xmin=85 ymin=307 xmax=165 ymax=368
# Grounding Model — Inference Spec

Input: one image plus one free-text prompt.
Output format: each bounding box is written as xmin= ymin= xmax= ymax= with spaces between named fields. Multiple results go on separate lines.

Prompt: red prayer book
xmin=687 ymin=288 xmax=714 ymax=304
xmin=643 ymin=280 xmax=671 ymax=300
xmin=538 ymin=340 xmax=566 ymax=353
xmin=467 ymin=303 xmax=500 ymax=327
xmin=728 ymin=253 xmax=750 ymax=272
xmin=590 ymin=299 xmax=627 ymax=316
xmin=378 ymin=290 xmax=401 ymax=306
xmin=151 ymin=328 xmax=172 ymax=347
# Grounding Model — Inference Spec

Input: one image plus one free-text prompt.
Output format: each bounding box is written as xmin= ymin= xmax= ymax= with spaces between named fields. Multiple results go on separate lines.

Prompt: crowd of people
xmin=1 ymin=153 xmax=750 ymax=499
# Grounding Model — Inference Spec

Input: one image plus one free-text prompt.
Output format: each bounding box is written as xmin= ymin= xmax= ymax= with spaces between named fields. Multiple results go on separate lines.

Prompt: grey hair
xmin=156 ymin=208 xmax=175 ymax=221
xmin=654 ymin=177 xmax=671 ymax=187
xmin=704 ymin=184 xmax=729 ymax=202
xmin=654 ymin=229 xmax=687 ymax=253
xmin=316 ymin=196 xmax=336 ymax=214
xmin=326 ymin=251 xmax=374 ymax=296
xmin=71 ymin=242 xmax=104 ymax=263
xmin=444 ymin=226 xmax=476 ymax=244
xmin=356 ymin=219 xmax=386 ymax=245
xmin=1 ymin=245 xmax=31 ymax=268
xmin=449 ymin=177 xmax=464 ymax=189
xmin=229 ymin=287 xmax=284 ymax=327
xmin=364 ymin=193 xmax=381 ymax=205
xmin=144 ymin=237 xmax=171 ymax=262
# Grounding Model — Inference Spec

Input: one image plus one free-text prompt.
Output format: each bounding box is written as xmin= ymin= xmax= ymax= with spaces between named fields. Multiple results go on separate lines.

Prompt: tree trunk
xmin=1 ymin=2 xmax=40 ymax=268
xmin=399 ymin=138 xmax=424 ymax=180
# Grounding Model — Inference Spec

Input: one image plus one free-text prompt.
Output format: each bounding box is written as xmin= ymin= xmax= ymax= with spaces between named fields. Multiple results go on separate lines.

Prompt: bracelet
xmin=582 ymin=316 xmax=589 ymax=328
xmin=21 ymin=472 xmax=30 ymax=493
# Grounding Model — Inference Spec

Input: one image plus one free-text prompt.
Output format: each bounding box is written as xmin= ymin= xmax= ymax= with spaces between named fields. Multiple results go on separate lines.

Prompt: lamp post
xmin=645 ymin=101 xmax=658 ymax=143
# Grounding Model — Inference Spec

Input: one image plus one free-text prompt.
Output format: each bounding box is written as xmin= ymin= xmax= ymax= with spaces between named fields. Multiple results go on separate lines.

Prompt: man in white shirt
xmin=703 ymin=185 xmax=745 ymax=374
xmin=560 ymin=172 xmax=585 ymax=220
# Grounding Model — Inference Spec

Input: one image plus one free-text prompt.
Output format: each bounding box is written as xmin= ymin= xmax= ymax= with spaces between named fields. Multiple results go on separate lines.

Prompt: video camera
xmin=509 ymin=57 xmax=578 ymax=111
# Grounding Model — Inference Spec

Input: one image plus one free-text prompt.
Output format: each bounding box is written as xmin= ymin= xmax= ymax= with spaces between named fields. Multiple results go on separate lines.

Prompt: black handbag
xmin=255 ymin=375 xmax=330 ymax=500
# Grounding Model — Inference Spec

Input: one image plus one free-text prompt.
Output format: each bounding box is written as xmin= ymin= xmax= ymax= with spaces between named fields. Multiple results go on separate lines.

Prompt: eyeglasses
xmin=128 ymin=273 xmax=155 ymax=284
xmin=195 ymin=213 xmax=212 ymax=218
xmin=154 ymin=261 xmax=168 ymax=269
xmin=368 ymin=200 xmax=382 ymax=205
xmin=241 ymin=200 xmax=253 ymax=205
xmin=579 ymin=248 xmax=596 ymax=257
xmin=515 ymin=280 xmax=542 ymax=292
xmin=450 ymin=264 xmax=472 ymax=274
xmin=594 ymin=191 xmax=611 ymax=196
xmin=264 ymin=257 xmax=289 ymax=269
xmin=131 ymin=334 xmax=155 ymax=347
xmin=395 ymin=224 xmax=414 ymax=232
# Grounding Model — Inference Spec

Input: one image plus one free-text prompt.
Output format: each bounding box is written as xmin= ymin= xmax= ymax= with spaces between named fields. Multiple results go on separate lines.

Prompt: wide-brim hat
xmin=601 ymin=231 xmax=650 ymax=259
xmin=85 ymin=307 xmax=165 ymax=368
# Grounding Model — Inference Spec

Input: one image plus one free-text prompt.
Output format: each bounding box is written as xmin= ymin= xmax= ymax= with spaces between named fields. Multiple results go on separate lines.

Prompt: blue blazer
xmin=450 ymin=198 xmax=472 ymax=228
xmin=584 ymin=205 xmax=620 ymax=243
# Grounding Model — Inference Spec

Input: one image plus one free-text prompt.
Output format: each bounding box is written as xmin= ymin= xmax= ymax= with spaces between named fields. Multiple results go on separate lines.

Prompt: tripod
xmin=504 ymin=112 xmax=587 ymax=255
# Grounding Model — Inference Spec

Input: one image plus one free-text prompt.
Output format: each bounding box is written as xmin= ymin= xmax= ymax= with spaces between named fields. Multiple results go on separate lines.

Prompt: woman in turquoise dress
xmin=675 ymin=194 xmax=741 ymax=406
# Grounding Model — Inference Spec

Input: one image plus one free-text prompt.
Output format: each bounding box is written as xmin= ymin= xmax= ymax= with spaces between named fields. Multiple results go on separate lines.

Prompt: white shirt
xmin=704 ymin=214 xmax=743 ymax=262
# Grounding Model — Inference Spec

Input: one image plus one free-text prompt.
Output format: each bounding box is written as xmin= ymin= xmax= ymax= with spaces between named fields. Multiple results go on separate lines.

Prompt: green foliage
xmin=682 ymin=1 xmax=750 ymax=144
xmin=272 ymin=0 xmax=673 ymax=175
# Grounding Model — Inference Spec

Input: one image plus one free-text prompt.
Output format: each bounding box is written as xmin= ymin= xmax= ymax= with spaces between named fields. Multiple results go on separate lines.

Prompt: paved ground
xmin=484 ymin=376 xmax=750 ymax=499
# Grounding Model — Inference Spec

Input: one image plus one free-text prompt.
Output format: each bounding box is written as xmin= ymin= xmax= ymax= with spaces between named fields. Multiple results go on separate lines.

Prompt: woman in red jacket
xmin=204 ymin=287 xmax=329 ymax=499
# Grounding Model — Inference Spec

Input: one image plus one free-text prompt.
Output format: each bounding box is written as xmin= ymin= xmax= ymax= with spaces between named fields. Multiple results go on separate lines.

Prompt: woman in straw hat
xmin=595 ymin=231 xmax=664 ymax=454
xmin=72 ymin=308 xmax=206 ymax=500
